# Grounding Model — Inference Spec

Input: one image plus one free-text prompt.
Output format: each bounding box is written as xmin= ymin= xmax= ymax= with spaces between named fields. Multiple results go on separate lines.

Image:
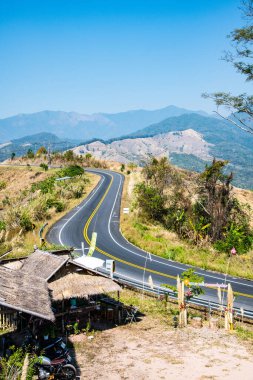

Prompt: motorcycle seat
xmin=51 ymin=358 xmax=66 ymax=365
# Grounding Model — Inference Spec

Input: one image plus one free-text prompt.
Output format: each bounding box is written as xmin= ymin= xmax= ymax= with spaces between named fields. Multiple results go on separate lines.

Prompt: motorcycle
xmin=36 ymin=356 xmax=77 ymax=379
xmin=23 ymin=334 xmax=71 ymax=362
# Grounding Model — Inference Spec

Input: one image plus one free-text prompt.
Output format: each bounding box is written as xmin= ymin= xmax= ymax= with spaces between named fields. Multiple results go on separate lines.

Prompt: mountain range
xmin=0 ymin=106 xmax=208 ymax=142
xmin=74 ymin=113 xmax=253 ymax=189
xmin=0 ymin=106 xmax=253 ymax=189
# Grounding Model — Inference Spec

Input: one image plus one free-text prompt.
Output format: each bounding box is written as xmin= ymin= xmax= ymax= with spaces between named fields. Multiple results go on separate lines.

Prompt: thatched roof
xmin=0 ymin=266 xmax=54 ymax=321
xmin=49 ymin=272 xmax=121 ymax=301
xmin=20 ymin=249 xmax=68 ymax=281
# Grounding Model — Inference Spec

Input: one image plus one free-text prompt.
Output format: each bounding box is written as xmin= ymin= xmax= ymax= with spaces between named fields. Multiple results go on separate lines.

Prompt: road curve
xmin=47 ymin=169 xmax=253 ymax=313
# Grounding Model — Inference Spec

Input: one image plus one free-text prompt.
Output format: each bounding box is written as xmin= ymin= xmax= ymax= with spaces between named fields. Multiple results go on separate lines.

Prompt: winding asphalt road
xmin=47 ymin=169 xmax=253 ymax=313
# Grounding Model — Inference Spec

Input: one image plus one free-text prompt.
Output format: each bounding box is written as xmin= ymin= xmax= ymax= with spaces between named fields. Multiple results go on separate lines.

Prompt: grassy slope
xmin=120 ymin=170 xmax=253 ymax=280
xmin=0 ymin=165 xmax=99 ymax=257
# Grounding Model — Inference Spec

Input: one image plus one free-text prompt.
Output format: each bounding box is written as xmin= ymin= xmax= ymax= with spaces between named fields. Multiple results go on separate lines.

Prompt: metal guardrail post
xmin=39 ymin=222 xmax=48 ymax=245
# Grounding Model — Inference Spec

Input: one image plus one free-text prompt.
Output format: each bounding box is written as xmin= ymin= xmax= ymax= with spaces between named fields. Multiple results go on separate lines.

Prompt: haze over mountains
xmin=0 ymin=106 xmax=207 ymax=142
xmin=0 ymin=105 xmax=253 ymax=189
xmin=73 ymin=113 xmax=253 ymax=189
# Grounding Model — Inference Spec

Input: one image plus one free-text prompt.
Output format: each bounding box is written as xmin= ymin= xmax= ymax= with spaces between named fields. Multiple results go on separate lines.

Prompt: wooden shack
xmin=0 ymin=249 xmax=121 ymax=332
xmin=0 ymin=265 xmax=54 ymax=330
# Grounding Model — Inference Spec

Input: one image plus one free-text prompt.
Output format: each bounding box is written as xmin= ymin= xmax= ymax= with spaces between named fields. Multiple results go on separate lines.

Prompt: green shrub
xmin=64 ymin=150 xmax=74 ymax=161
xmin=58 ymin=165 xmax=84 ymax=178
xmin=46 ymin=198 xmax=65 ymax=212
xmin=214 ymin=223 xmax=253 ymax=254
xmin=31 ymin=200 xmax=49 ymax=221
xmin=134 ymin=183 xmax=166 ymax=221
xmin=20 ymin=211 xmax=33 ymax=231
xmin=40 ymin=163 xmax=48 ymax=171
xmin=0 ymin=181 xmax=6 ymax=190
xmin=0 ymin=220 xmax=6 ymax=231
xmin=2 ymin=196 xmax=10 ymax=206
xmin=0 ymin=347 xmax=38 ymax=380
xmin=180 ymin=268 xmax=204 ymax=299
xmin=32 ymin=177 xmax=55 ymax=194
xmin=72 ymin=184 xmax=84 ymax=198
xmin=54 ymin=201 xmax=65 ymax=212
xmin=26 ymin=148 xmax=34 ymax=159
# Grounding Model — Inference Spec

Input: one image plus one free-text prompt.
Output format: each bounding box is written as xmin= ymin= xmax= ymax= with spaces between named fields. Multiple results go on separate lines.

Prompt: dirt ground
xmin=69 ymin=316 xmax=253 ymax=380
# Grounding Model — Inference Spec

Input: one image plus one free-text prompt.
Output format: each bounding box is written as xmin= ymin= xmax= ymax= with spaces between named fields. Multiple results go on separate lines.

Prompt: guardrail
xmin=98 ymin=267 xmax=253 ymax=321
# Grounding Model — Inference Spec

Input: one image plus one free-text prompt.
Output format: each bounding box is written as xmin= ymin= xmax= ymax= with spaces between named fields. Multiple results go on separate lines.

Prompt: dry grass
xmin=0 ymin=165 xmax=99 ymax=257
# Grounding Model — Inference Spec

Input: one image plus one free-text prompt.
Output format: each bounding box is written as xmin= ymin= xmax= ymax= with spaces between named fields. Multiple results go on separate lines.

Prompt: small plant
xmin=0 ymin=220 xmax=6 ymax=231
xmin=73 ymin=320 xmax=80 ymax=335
xmin=120 ymin=164 xmax=125 ymax=172
xmin=2 ymin=196 xmax=10 ymax=206
xmin=40 ymin=163 xmax=48 ymax=171
xmin=180 ymin=268 xmax=204 ymax=300
xmin=0 ymin=181 xmax=7 ymax=190
xmin=0 ymin=346 xmax=38 ymax=380
xmin=20 ymin=211 xmax=33 ymax=231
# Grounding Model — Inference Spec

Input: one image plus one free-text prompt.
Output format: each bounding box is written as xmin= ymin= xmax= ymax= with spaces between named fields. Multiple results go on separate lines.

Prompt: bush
xmin=20 ymin=211 xmax=33 ymax=231
xmin=134 ymin=183 xmax=166 ymax=221
xmin=64 ymin=150 xmax=74 ymax=161
xmin=58 ymin=165 xmax=84 ymax=178
xmin=0 ymin=347 xmax=38 ymax=380
xmin=72 ymin=184 xmax=84 ymax=198
xmin=0 ymin=181 xmax=6 ymax=190
xmin=46 ymin=198 xmax=65 ymax=212
xmin=0 ymin=220 xmax=6 ymax=231
xmin=40 ymin=163 xmax=48 ymax=171
xmin=31 ymin=199 xmax=49 ymax=221
xmin=214 ymin=222 xmax=253 ymax=254
xmin=32 ymin=177 xmax=55 ymax=194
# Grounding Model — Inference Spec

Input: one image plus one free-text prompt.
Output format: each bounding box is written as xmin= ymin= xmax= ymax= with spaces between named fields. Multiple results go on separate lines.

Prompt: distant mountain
xmin=0 ymin=132 xmax=78 ymax=161
xmin=0 ymin=106 xmax=209 ymax=143
xmin=100 ymin=106 xmax=209 ymax=134
xmin=73 ymin=129 xmax=212 ymax=163
xmin=74 ymin=113 xmax=253 ymax=189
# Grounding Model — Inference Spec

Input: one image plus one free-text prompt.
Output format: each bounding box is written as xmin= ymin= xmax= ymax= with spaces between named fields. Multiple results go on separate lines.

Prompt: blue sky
xmin=0 ymin=0 xmax=251 ymax=118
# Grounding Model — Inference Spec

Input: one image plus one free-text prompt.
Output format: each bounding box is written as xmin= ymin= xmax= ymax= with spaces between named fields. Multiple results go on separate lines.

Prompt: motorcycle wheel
xmin=61 ymin=364 xmax=77 ymax=379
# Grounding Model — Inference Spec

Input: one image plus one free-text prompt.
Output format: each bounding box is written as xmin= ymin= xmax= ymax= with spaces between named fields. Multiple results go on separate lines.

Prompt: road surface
xmin=47 ymin=169 xmax=253 ymax=314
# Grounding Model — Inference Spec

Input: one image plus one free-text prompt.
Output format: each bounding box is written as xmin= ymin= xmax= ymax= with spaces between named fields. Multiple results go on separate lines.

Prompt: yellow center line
xmin=82 ymin=173 xmax=253 ymax=300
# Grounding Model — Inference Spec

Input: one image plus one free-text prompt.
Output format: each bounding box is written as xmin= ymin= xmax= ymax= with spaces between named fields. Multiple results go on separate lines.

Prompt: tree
xmin=11 ymin=152 xmax=15 ymax=160
xmin=36 ymin=146 xmax=47 ymax=155
xmin=26 ymin=148 xmax=34 ymax=159
xmin=196 ymin=159 xmax=234 ymax=242
xmin=194 ymin=159 xmax=253 ymax=252
xmin=134 ymin=182 xmax=166 ymax=221
xmin=142 ymin=156 xmax=181 ymax=195
xmin=203 ymin=0 xmax=253 ymax=134
xmin=64 ymin=150 xmax=74 ymax=161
